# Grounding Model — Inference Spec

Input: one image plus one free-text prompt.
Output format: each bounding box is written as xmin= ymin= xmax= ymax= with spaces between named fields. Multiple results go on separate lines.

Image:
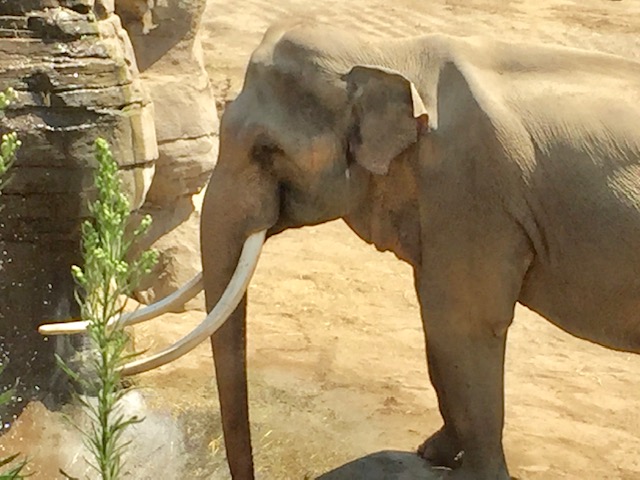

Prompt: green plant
xmin=0 ymin=367 xmax=29 ymax=480
xmin=0 ymin=87 xmax=20 ymax=191
xmin=0 ymin=450 xmax=28 ymax=479
xmin=0 ymin=87 xmax=28 ymax=480
xmin=58 ymin=138 xmax=157 ymax=480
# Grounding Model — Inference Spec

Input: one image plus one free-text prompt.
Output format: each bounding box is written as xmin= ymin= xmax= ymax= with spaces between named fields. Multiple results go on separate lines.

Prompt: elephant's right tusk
xmin=119 ymin=229 xmax=267 ymax=376
xmin=38 ymin=273 xmax=204 ymax=336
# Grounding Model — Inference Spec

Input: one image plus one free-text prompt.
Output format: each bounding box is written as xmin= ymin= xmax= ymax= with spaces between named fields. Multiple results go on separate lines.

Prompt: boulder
xmin=317 ymin=451 xmax=444 ymax=480
xmin=0 ymin=394 xmax=187 ymax=479
xmin=132 ymin=194 xmax=205 ymax=312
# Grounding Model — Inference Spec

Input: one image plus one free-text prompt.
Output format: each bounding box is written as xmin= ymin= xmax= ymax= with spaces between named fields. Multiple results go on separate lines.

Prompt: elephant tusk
xmin=38 ymin=273 xmax=204 ymax=336
xmin=119 ymin=229 xmax=267 ymax=376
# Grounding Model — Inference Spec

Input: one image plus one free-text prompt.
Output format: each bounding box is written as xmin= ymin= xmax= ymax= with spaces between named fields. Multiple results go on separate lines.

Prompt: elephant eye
xmin=346 ymin=124 xmax=361 ymax=166
xmin=251 ymin=141 xmax=283 ymax=168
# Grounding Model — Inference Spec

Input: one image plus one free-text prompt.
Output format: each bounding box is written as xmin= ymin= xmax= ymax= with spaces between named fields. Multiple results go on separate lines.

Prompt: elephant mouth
xmin=38 ymin=230 xmax=268 ymax=375
xmin=269 ymin=180 xmax=343 ymax=235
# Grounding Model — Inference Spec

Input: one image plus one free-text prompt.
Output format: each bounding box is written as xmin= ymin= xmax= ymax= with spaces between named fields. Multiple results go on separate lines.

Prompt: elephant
xmin=40 ymin=20 xmax=640 ymax=480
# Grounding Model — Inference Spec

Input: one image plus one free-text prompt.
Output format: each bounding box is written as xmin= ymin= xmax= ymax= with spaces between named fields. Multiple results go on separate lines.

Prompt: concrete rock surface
xmin=117 ymin=0 xmax=219 ymax=304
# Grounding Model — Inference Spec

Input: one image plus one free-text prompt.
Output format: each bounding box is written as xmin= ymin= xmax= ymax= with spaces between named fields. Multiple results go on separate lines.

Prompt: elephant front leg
xmin=415 ymin=260 xmax=523 ymax=479
xmin=418 ymin=337 xmax=463 ymax=468
xmin=422 ymin=313 xmax=511 ymax=479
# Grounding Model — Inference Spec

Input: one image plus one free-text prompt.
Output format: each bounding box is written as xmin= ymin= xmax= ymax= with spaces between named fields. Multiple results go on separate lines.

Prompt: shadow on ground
xmin=316 ymin=451 xmax=445 ymax=480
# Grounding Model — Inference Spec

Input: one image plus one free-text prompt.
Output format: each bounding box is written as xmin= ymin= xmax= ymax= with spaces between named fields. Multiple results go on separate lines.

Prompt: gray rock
xmin=317 ymin=451 xmax=446 ymax=480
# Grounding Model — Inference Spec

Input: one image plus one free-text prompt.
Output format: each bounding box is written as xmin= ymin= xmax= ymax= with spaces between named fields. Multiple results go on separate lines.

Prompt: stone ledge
xmin=26 ymin=8 xmax=100 ymax=41
xmin=0 ymin=59 xmax=136 ymax=92
xmin=146 ymin=134 xmax=217 ymax=203
xmin=4 ymin=104 xmax=155 ymax=168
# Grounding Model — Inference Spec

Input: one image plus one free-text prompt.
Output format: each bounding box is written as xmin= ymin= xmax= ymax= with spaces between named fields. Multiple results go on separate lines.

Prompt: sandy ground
xmin=3 ymin=0 xmax=640 ymax=479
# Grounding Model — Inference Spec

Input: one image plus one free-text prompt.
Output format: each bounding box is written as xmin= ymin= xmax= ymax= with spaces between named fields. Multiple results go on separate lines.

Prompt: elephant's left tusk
xmin=38 ymin=273 xmax=204 ymax=336
xmin=119 ymin=229 xmax=267 ymax=376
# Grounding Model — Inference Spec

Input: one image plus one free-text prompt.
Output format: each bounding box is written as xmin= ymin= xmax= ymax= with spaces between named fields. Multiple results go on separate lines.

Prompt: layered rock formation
xmin=0 ymin=0 xmax=220 ymax=422
xmin=0 ymin=0 xmax=157 ymax=419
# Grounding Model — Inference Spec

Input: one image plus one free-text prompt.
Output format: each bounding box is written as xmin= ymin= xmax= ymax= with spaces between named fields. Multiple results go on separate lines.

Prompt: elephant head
xmin=41 ymin=21 xmax=434 ymax=479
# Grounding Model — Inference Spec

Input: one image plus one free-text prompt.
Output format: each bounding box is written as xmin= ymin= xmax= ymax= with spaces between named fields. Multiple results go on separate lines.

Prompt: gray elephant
xmin=42 ymin=20 xmax=640 ymax=480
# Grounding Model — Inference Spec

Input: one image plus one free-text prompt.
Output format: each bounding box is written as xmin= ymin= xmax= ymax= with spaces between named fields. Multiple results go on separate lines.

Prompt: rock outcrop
xmin=117 ymin=0 xmax=218 ymax=310
xmin=0 ymin=0 xmax=157 ymax=419
xmin=0 ymin=0 xmax=220 ymax=422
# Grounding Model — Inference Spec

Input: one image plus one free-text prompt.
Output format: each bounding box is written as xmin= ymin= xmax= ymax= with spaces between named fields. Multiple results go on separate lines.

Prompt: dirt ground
xmin=4 ymin=0 xmax=640 ymax=479
xmin=196 ymin=1 xmax=640 ymax=478
xmin=155 ymin=1 xmax=640 ymax=477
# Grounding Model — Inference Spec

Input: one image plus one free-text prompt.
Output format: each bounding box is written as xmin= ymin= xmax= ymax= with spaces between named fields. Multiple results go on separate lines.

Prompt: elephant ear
xmin=345 ymin=65 xmax=430 ymax=175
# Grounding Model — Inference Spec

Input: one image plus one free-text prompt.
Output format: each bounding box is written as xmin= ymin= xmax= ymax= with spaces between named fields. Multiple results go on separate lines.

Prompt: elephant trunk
xmin=210 ymin=299 xmax=254 ymax=479
xmin=203 ymin=236 xmax=255 ymax=480
xmin=199 ymin=170 xmax=270 ymax=480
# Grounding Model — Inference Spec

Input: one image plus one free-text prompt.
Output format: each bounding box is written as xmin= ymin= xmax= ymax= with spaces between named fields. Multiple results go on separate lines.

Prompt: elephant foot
xmin=417 ymin=427 xmax=463 ymax=469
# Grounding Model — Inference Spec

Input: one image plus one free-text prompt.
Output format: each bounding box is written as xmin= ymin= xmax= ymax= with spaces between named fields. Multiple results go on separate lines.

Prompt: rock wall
xmin=0 ymin=0 xmax=157 ymax=419
xmin=0 ymin=0 xmax=219 ymax=421
xmin=117 ymin=0 xmax=219 ymax=310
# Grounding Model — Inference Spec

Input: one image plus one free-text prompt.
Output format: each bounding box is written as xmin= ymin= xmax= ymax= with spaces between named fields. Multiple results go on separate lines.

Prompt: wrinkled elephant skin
xmin=194 ymin=22 xmax=640 ymax=479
